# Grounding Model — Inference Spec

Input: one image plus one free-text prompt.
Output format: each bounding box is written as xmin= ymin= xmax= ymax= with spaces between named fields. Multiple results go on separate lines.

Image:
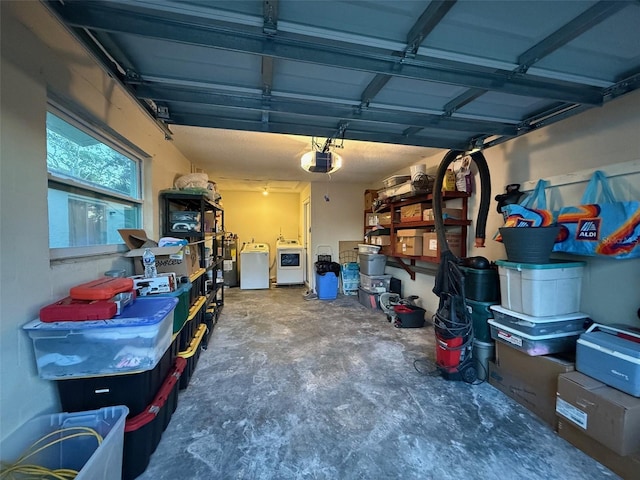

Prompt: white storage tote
xmin=496 ymin=260 xmax=585 ymax=317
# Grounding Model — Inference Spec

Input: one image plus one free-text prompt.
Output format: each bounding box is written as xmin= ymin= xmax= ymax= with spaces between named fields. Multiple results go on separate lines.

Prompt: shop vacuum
xmin=432 ymin=149 xmax=491 ymax=382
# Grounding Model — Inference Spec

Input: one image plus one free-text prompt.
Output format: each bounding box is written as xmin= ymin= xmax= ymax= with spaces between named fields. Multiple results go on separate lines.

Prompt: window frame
xmin=47 ymin=101 xmax=146 ymax=260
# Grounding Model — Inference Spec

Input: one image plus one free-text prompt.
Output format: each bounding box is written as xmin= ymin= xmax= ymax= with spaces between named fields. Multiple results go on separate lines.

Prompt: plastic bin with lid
xmin=490 ymin=305 xmax=590 ymax=337
xmin=56 ymin=337 xmax=178 ymax=418
xmin=358 ymin=253 xmax=387 ymax=276
xmin=359 ymin=273 xmax=391 ymax=293
xmin=150 ymin=280 xmax=192 ymax=334
xmin=496 ymin=259 xmax=585 ymax=317
xmin=488 ymin=318 xmax=583 ymax=356
xmin=23 ymin=297 xmax=177 ymax=380
xmin=123 ymin=357 xmax=185 ymax=480
xmin=0 ymin=405 xmax=128 ymax=480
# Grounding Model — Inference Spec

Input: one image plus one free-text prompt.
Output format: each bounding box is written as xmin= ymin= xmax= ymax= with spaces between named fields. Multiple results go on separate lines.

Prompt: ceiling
xmin=45 ymin=0 xmax=640 ymax=192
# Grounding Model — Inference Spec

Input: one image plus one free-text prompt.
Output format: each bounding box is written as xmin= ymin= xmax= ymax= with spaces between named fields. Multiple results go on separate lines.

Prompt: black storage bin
xmin=57 ymin=337 xmax=178 ymax=418
xmin=122 ymin=357 xmax=185 ymax=480
xmin=459 ymin=265 xmax=500 ymax=302
xmin=178 ymin=323 xmax=206 ymax=390
xmin=393 ymin=305 xmax=426 ymax=328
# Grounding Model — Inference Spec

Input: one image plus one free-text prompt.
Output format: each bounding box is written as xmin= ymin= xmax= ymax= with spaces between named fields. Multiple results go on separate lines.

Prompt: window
xmin=46 ymin=108 xmax=143 ymax=257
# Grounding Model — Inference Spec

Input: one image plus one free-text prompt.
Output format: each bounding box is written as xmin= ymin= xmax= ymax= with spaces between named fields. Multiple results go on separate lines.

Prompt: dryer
xmin=240 ymin=243 xmax=270 ymax=290
xmin=276 ymin=239 xmax=305 ymax=286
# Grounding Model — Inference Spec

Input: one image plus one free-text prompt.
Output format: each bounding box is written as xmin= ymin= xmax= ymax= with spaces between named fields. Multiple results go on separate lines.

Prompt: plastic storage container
xmin=490 ymin=305 xmax=590 ymax=337
xmin=0 ymin=405 xmax=128 ymax=480
xmin=496 ymin=260 xmax=585 ymax=317
xmin=56 ymin=337 xmax=178 ymax=418
xmin=576 ymin=324 xmax=640 ymax=397
xmin=358 ymin=253 xmax=387 ymax=276
xmin=123 ymin=357 xmax=185 ymax=480
xmin=466 ymin=298 xmax=497 ymax=342
xmin=359 ymin=273 xmax=391 ymax=293
xmin=488 ymin=318 xmax=583 ymax=356
xmin=178 ymin=323 xmax=207 ymax=390
xmin=23 ymin=297 xmax=178 ymax=379
xmin=358 ymin=243 xmax=381 ymax=254
xmin=151 ymin=281 xmax=193 ymax=334
xmin=178 ymin=295 xmax=205 ymax=351
xmin=358 ymin=287 xmax=381 ymax=310
xmin=459 ymin=266 xmax=499 ymax=302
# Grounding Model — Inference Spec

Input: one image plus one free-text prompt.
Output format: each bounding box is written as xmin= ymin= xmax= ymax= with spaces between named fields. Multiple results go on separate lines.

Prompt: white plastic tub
xmin=488 ymin=318 xmax=583 ymax=356
xmin=23 ymin=297 xmax=177 ymax=379
xmin=0 ymin=405 xmax=128 ymax=480
xmin=496 ymin=260 xmax=585 ymax=317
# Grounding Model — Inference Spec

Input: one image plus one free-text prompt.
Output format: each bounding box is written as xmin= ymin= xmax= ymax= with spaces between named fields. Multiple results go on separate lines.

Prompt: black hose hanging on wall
xmin=432 ymin=149 xmax=491 ymax=256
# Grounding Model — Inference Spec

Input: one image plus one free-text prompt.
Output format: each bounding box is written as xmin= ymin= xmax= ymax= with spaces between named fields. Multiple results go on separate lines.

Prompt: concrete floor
xmin=137 ymin=286 xmax=618 ymax=480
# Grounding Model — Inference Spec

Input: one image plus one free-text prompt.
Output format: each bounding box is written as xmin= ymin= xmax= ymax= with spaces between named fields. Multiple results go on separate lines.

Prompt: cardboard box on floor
xmin=119 ymin=229 xmax=200 ymax=278
xmin=556 ymin=371 xmax=640 ymax=456
xmin=557 ymin=419 xmax=640 ymax=480
xmin=488 ymin=341 xmax=575 ymax=428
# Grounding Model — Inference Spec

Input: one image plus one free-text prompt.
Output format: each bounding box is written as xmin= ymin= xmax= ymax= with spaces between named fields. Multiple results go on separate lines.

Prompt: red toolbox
xmin=40 ymin=297 xmax=118 ymax=322
xmin=70 ymin=277 xmax=134 ymax=301
xmin=123 ymin=357 xmax=185 ymax=480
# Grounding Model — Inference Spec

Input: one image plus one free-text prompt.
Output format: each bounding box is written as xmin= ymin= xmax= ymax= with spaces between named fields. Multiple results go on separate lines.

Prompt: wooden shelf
xmin=364 ymin=189 xmax=470 ymax=280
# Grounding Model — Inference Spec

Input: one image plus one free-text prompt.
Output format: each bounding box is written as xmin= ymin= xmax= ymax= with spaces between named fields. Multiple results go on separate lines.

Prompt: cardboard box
xmin=366 ymin=212 xmax=392 ymax=226
xmin=423 ymin=208 xmax=463 ymax=221
xmin=119 ymin=229 xmax=200 ymax=278
xmin=370 ymin=235 xmax=391 ymax=246
xmin=558 ymin=419 xmax=640 ymax=480
xmin=396 ymin=236 xmax=423 ymax=256
xmin=488 ymin=342 xmax=575 ymax=428
xmin=395 ymin=228 xmax=428 ymax=256
xmin=556 ymin=371 xmax=640 ymax=456
xmin=364 ymin=189 xmax=378 ymax=211
xmin=400 ymin=203 xmax=428 ymax=222
xmin=378 ymin=212 xmax=392 ymax=225
xmin=422 ymin=232 xmax=462 ymax=258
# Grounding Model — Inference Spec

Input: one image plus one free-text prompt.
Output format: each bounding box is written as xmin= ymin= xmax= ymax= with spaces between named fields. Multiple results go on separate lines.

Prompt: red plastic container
xmin=40 ymin=297 xmax=117 ymax=322
xmin=70 ymin=277 xmax=134 ymax=301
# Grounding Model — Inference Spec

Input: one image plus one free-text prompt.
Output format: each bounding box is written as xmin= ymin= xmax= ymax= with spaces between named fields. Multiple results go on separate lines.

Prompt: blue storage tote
xmin=23 ymin=297 xmax=178 ymax=379
xmin=0 ymin=405 xmax=128 ymax=480
xmin=577 ymin=324 xmax=640 ymax=397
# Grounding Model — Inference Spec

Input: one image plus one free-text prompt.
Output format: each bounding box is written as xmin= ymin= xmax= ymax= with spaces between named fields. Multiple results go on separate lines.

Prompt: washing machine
xmin=240 ymin=243 xmax=270 ymax=290
xmin=276 ymin=239 xmax=305 ymax=286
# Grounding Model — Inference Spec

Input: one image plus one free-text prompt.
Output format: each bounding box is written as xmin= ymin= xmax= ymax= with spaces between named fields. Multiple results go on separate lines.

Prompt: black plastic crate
xmin=122 ymin=357 xmax=185 ymax=480
xmin=178 ymin=323 xmax=206 ymax=390
xmin=56 ymin=337 xmax=178 ymax=418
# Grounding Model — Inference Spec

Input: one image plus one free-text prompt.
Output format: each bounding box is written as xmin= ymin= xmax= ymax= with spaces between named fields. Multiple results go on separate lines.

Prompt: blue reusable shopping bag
xmin=553 ymin=170 xmax=640 ymax=259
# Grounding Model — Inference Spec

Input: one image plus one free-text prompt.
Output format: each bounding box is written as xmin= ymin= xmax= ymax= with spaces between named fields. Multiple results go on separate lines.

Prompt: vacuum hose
xmin=433 ymin=150 xmax=491 ymax=255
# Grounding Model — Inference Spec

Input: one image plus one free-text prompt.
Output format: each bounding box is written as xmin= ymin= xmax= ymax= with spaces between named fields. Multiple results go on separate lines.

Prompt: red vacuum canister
xmin=435 ymin=335 xmax=464 ymax=369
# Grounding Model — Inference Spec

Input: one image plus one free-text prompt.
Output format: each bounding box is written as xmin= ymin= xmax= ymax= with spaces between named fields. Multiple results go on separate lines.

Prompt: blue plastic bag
xmin=494 ymin=179 xmax=556 ymax=242
xmin=553 ymin=170 xmax=640 ymax=259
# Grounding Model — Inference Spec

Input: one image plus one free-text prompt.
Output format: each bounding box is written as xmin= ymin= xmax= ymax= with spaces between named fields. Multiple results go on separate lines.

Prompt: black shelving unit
xmin=160 ymin=191 xmax=225 ymax=323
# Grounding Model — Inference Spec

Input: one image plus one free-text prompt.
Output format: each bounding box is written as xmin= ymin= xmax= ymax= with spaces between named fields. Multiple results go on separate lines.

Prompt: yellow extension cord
xmin=0 ymin=426 xmax=103 ymax=479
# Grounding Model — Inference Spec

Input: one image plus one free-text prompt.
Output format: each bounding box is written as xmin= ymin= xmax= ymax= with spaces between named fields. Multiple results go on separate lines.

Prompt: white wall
xmin=0 ymin=2 xmax=195 ymax=439
xmin=385 ymin=90 xmax=640 ymax=325
xmin=309 ymin=181 xmax=368 ymax=291
xmin=219 ymin=190 xmax=301 ymax=279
